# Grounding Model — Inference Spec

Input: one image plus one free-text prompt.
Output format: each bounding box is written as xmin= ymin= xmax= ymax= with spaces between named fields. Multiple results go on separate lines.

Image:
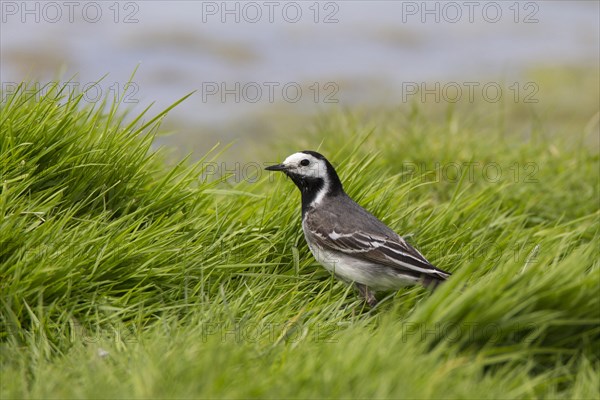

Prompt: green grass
xmin=1 ymin=80 xmax=599 ymax=399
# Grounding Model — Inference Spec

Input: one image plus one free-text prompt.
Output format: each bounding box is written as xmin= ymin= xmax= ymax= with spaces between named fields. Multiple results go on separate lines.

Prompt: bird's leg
xmin=355 ymin=283 xmax=378 ymax=307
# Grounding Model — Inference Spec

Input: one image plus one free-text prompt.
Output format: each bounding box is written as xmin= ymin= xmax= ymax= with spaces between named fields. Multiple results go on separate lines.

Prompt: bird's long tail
xmin=421 ymin=269 xmax=451 ymax=290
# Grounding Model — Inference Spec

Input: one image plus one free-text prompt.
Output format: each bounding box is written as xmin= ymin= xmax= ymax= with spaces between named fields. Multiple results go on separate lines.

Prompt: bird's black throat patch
xmin=285 ymin=172 xmax=326 ymax=216
xmin=285 ymin=169 xmax=343 ymax=216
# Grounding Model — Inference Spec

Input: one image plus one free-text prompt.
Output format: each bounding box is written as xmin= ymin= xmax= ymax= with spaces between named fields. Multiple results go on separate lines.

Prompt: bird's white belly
xmin=306 ymin=240 xmax=368 ymax=281
xmin=303 ymin=230 xmax=418 ymax=290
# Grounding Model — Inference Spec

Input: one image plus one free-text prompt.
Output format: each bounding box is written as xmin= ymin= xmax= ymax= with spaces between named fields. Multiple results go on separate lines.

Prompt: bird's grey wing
xmin=305 ymin=202 xmax=450 ymax=280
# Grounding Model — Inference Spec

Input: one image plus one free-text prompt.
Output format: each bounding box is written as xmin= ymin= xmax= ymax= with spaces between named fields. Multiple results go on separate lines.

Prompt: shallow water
xmin=1 ymin=1 xmax=598 ymax=156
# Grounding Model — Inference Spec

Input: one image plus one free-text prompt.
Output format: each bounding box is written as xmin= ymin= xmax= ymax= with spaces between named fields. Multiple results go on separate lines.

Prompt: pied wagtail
xmin=265 ymin=151 xmax=450 ymax=307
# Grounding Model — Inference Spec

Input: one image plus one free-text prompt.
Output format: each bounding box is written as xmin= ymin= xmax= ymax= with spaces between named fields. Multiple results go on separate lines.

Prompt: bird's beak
xmin=265 ymin=163 xmax=288 ymax=171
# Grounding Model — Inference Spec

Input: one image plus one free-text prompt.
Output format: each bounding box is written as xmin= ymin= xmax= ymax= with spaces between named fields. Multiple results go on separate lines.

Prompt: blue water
xmin=1 ymin=1 xmax=598 ymax=154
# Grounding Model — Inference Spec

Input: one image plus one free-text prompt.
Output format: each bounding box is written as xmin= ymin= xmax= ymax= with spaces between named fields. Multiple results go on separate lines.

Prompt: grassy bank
xmin=1 ymin=81 xmax=598 ymax=399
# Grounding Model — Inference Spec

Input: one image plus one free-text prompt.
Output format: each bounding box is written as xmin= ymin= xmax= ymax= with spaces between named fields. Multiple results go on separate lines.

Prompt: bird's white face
xmin=281 ymin=152 xmax=329 ymax=180
xmin=265 ymin=150 xmax=343 ymax=210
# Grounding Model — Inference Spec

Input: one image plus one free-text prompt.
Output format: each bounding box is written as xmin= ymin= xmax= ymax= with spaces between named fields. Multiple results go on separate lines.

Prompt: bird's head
xmin=265 ymin=151 xmax=329 ymax=179
xmin=265 ymin=151 xmax=344 ymax=207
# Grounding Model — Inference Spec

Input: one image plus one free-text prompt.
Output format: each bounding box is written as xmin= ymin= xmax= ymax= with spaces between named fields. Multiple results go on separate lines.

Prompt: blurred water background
xmin=1 ymin=1 xmax=598 ymax=160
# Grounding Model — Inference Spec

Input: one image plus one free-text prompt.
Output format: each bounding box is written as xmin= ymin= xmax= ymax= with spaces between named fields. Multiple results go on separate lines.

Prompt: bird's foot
xmin=355 ymin=283 xmax=378 ymax=308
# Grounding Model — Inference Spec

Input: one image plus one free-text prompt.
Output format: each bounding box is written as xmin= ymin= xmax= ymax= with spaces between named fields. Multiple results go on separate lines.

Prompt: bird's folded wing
xmin=307 ymin=226 xmax=450 ymax=279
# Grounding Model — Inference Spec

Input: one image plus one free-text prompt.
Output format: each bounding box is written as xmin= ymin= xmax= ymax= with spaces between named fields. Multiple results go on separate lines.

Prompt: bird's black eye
xmin=300 ymin=159 xmax=310 ymax=167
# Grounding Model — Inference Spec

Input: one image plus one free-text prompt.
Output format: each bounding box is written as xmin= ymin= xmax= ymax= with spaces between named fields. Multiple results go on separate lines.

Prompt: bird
xmin=265 ymin=150 xmax=450 ymax=307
